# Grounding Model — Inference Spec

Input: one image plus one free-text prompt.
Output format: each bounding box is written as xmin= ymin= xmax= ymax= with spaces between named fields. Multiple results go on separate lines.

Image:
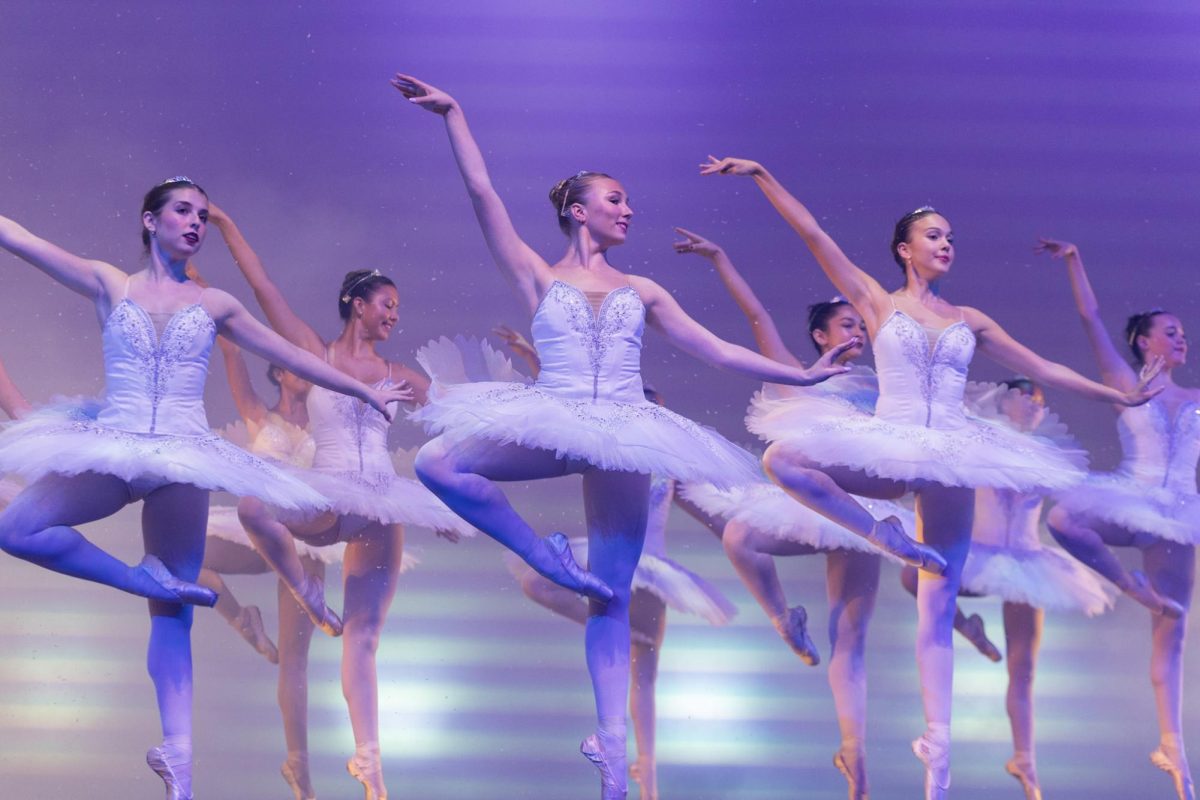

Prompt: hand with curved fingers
xmin=435 ymin=527 xmax=463 ymax=544
xmin=1123 ymin=356 xmax=1167 ymax=406
xmin=800 ymin=338 xmax=859 ymax=383
xmin=699 ymin=155 xmax=765 ymax=178
xmin=492 ymin=325 xmax=536 ymax=363
xmin=391 ymin=74 xmax=458 ymax=115
xmin=672 ymin=227 xmax=725 ymax=259
xmin=1033 ymin=237 xmax=1079 ymax=260
xmin=367 ymin=381 xmax=415 ymax=421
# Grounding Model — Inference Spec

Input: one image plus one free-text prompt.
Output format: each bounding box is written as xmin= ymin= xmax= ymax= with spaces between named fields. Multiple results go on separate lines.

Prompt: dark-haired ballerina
xmin=899 ymin=378 xmax=1114 ymax=800
xmin=703 ymin=157 xmax=1158 ymax=799
xmin=1037 ymin=239 xmax=1197 ymax=800
xmin=0 ymin=179 xmax=405 ymax=799
xmin=208 ymin=203 xmax=471 ymax=800
xmin=673 ymin=228 xmax=916 ymax=799
xmin=392 ymin=75 xmax=852 ymax=800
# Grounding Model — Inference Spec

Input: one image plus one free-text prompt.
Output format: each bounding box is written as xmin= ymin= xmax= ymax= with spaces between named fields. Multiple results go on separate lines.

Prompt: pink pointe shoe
xmin=773 ymin=605 xmax=820 ymax=666
xmin=867 ymin=516 xmax=948 ymax=575
xmin=581 ymin=731 xmax=628 ymax=800
xmin=290 ymin=574 xmax=343 ymax=637
xmin=347 ymin=745 xmax=388 ymax=800
xmin=1004 ymin=755 xmax=1043 ymax=800
xmin=281 ymin=754 xmax=317 ymax=800
xmin=912 ymin=733 xmax=950 ymax=800
xmin=960 ymin=613 xmax=1003 ymax=662
xmin=833 ymin=743 xmax=869 ymax=800
xmin=542 ymin=532 xmax=614 ymax=603
xmin=1126 ymin=571 xmax=1186 ymax=618
xmin=235 ymin=605 xmax=279 ymax=664
xmin=138 ymin=555 xmax=217 ymax=607
xmin=629 ymin=756 xmax=658 ymax=800
xmin=146 ymin=744 xmax=193 ymax=800
xmin=1151 ymin=743 xmax=1196 ymax=800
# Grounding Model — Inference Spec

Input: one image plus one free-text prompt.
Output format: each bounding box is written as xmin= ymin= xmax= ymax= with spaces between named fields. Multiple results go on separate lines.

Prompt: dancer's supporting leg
xmin=1002 ymin=601 xmax=1043 ymax=799
xmin=1046 ymin=508 xmax=1183 ymax=617
xmin=0 ymin=472 xmax=197 ymax=600
xmin=342 ymin=521 xmax=404 ymax=799
xmin=142 ymin=482 xmax=210 ymax=800
xmin=580 ymin=469 xmax=650 ymax=800
xmin=628 ymin=589 xmax=667 ymax=800
xmin=198 ymin=539 xmax=278 ymax=663
xmin=825 ymin=549 xmax=881 ymax=800
xmin=899 ymin=567 xmax=1002 ymax=662
xmin=278 ymin=559 xmax=320 ymax=799
xmin=1144 ymin=539 xmax=1196 ymax=800
xmin=721 ymin=520 xmax=821 ymax=663
xmin=911 ymin=483 xmax=974 ymax=798
xmin=415 ymin=436 xmax=609 ymax=599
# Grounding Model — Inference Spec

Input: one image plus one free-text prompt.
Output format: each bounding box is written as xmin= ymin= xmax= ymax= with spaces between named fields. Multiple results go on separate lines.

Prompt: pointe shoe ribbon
xmin=912 ymin=734 xmax=951 ymax=799
xmin=544 ymin=532 xmax=614 ymax=603
xmin=294 ymin=574 xmax=343 ymax=637
xmin=868 ymin=516 xmax=948 ymax=576
xmin=581 ymin=733 xmax=628 ymax=800
xmin=147 ymin=745 xmax=194 ymax=800
xmin=833 ymin=745 xmax=869 ymax=800
xmin=1151 ymin=746 xmax=1196 ymax=800
xmin=348 ymin=751 xmax=388 ymax=800
xmin=1005 ymin=757 xmax=1043 ymax=800
xmin=138 ymin=555 xmax=218 ymax=607
xmin=773 ymin=605 xmax=820 ymax=666
xmin=236 ymin=605 xmax=280 ymax=664
xmin=281 ymin=758 xmax=317 ymax=800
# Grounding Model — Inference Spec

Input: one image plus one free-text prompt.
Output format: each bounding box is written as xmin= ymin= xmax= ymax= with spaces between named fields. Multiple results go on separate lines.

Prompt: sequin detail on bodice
xmin=307 ymin=375 xmax=396 ymax=476
xmin=1115 ymin=399 xmax=1200 ymax=493
xmin=972 ymin=487 xmax=1043 ymax=550
xmin=249 ymin=412 xmax=316 ymax=468
xmin=96 ymin=299 xmax=216 ymax=436
xmin=531 ymin=281 xmax=645 ymax=403
xmin=873 ymin=310 xmax=975 ymax=429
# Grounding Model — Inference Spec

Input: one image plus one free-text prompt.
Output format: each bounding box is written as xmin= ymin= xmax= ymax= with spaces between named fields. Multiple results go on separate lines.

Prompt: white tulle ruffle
xmin=413 ymin=336 xmax=761 ymax=489
xmin=504 ymin=539 xmax=737 ymax=626
xmin=292 ymin=468 xmax=475 ymax=537
xmin=0 ymin=400 xmax=327 ymax=511
xmin=682 ymin=481 xmax=913 ymax=561
xmin=962 ymin=543 xmax=1115 ymax=615
xmin=1053 ymin=474 xmax=1200 ymax=545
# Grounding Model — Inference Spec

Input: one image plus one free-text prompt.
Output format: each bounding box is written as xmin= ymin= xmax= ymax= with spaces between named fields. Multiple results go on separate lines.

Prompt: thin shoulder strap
xmin=386 ymin=361 xmax=393 ymax=383
xmin=122 ymin=274 xmax=132 ymax=299
xmin=888 ymin=293 xmax=898 ymax=311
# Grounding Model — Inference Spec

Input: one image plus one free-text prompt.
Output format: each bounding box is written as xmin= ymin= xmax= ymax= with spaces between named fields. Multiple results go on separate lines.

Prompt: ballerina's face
xmin=573 ymin=178 xmax=633 ymax=247
xmin=813 ymin=305 xmax=867 ymax=362
xmin=1138 ymin=313 xmax=1187 ymax=368
xmin=897 ymin=214 xmax=954 ymax=278
xmin=272 ymin=367 xmax=311 ymax=398
xmin=998 ymin=385 xmax=1046 ymax=432
xmin=352 ymin=284 xmax=401 ymax=342
xmin=146 ymin=187 xmax=208 ymax=259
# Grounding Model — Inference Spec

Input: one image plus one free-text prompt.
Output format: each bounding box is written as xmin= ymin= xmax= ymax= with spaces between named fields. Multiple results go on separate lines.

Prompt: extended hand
xmin=1033 ymin=237 xmax=1078 ymax=260
xmin=391 ymin=73 xmax=458 ymax=115
xmin=699 ymin=155 xmax=763 ymax=177
xmin=671 ymin=227 xmax=724 ymax=259
xmin=800 ymin=338 xmax=859 ymax=384
xmin=492 ymin=325 xmax=535 ymax=359
xmin=1123 ymin=355 xmax=1166 ymax=406
xmin=368 ymin=381 xmax=416 ymax=420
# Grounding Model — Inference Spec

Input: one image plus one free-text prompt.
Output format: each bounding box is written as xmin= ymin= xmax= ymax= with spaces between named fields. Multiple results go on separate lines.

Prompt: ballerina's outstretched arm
xmin=700 ymin=156 xmax=894 ymax=333
xmin=1035 ymin=239 xmax=1139 ymax=393
xmin=672 ymin=226 xmax=803 ymax=367
xmin=393 ymin=74 xmax=552 ymax=314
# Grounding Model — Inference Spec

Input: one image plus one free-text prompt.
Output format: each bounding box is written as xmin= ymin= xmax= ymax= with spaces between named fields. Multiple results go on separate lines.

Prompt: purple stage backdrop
xmin=1 ymin=2 xmax=1199 ymax=799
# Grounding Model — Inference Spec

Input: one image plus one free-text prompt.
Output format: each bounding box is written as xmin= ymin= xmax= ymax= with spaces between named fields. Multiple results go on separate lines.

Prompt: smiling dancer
xmin=0 ymin=178 xmax=404 ymax=800
xmin=703 ymin=157 xmax=1157 ymax=798
xmin=393 ymin=75 xmax=852 ymax=800
xmin=1038 ymin=239 xmax=1198 ymax=800
xmin=209 ymin=202 xmax=471 ymax=800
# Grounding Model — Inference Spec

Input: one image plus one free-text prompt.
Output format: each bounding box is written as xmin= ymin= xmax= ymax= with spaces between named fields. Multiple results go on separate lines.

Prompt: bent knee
xmin=413 ymin=440 xmax=453 ymax=489
xmin=237 ymin=496 xmax=272 ymax=527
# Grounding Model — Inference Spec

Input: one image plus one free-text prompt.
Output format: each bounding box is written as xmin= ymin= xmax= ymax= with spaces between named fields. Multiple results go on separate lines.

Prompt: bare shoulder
xmin=196 ymin=286 xmax=242 ymax=320
xmin=957 ymin=304 xmax=993 ymax=331
xmin=391 ymin=361 xmax=429 ymax=386
xmin=626 ymin=274 xmax=666 ymax=303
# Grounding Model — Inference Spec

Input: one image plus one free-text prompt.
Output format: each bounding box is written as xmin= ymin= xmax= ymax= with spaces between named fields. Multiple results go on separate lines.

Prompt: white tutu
xmin=681 ymin=481 xmax=911 ymax=562
xmin=288 ymin=468 xmax=474 ymax=536
xmin=962 ymin=543 xmax=1115 ymax=615
xmin=413 ymin=335 xmax=762 ymax=490
xmin=505 ymin=539 xmax=736 ymax=626
xmin=0 ymin=399 xmax=327 ymax=511
xmin=1053 ymin=476 xmax=1200 ymax=545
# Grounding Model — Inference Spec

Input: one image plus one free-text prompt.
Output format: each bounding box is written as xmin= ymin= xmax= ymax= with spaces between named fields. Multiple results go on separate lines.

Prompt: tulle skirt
xmin=0 ymin=400 xmax=327 ymax=511
xmin=748 ymin=392 xmax=1087 ymax=492
xmin=413 ymin=337 xmax=761 ymax=489
xmin=504 ymin=540 xmax=737 ymax=626
xmin=290 ymin=468 xmax=475 ymax=537
xmin=681 ymin=481 xmax=911 ymax=561
xmin=1053 ymin=474 xmax=1200 ymax=545
xmin=206 ymin=504 xmax=421 ymax=570
xmin=962 ymin=543 xmax=1115 ymax=615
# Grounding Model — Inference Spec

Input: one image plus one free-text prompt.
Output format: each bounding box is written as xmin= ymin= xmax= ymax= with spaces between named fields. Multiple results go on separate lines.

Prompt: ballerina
xmin=494 ymin=324 xmax=733 ymax=800
xmin=672 ymin=227 xmax=917 ymax=798
xmin=0 ymin=178 xmax=405 ymax=800
xmin=1037 ymin=238 xmax=1197 ymax=800
xmin=208 ymin=202 xmax=471 ymax=800
xmin=392 ymin=75 xmax=852 ymax=800
xmin=899 ymin=378 xmax=1114 ymax=800
xmin=0 ymin=352 xmax=31 ymax=421
xmin=702 ymin=157 xmax=1157 ymax=798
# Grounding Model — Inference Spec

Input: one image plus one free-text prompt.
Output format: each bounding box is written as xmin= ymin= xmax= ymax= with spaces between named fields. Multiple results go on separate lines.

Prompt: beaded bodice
xmin=307 ymin=365 xmax=396 ymax=476
xmin=248 ymin=412 xmax=316 ymax=468
xmin=96 ymin=298 xmax=216 ymax=436
xmin=873 ymin=309 xmax=975 ymax=429
xmin=1115 ymin=399 xmax=1200 ymax=493
xmin=531 ymin=280 xmax=646 ymax=403
xmin=972 ymin=487 xmax=1043 ymax=550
